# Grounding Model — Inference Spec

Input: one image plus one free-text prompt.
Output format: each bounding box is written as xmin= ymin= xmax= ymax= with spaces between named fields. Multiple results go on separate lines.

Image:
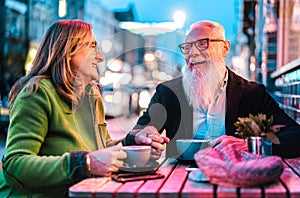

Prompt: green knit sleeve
xmin=2 ymin=81 xmax=74 ymax=189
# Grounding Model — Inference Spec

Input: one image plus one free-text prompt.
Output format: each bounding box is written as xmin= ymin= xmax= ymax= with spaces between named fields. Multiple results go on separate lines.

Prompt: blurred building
xmin=233 ymin=0 xmax=278 ymax=85
xmin=0 ymin=0 xmax=147 ymax=129
xmin=231 ymin=0 xmax=251 ymax=80
xmin=277 ymin=0 xmax=300 ymax=66
xmin=235 ymin=0 xmax=300 ymax=122
xmin=271 ymin=0 xmax=300 ymax=123
xmin=254 ymin=0 xmax=279 ymax=91
xmin=0 ymin=0 xmax=146 ymax=96
xmin=234 ymin=0 xmax=299 ymax=89
xmin=1 ymin=0 xmax=28 ymax=102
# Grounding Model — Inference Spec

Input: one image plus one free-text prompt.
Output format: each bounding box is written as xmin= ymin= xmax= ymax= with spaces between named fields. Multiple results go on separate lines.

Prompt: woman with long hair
xmin=0 ymin=19 xmax=168 ymax=197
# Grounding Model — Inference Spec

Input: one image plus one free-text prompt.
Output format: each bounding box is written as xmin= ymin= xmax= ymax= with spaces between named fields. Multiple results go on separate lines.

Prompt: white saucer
xmin=119 ymin=161 xmax=160 ymax=172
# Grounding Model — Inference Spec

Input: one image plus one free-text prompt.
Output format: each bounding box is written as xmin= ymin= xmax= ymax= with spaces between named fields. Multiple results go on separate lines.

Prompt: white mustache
xmin=189 ymin=57 xmax=208 ymax=64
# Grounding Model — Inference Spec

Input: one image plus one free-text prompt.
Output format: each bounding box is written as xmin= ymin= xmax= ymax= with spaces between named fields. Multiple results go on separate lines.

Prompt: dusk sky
xmin=100 ymin=0 xmax=240 ymax=42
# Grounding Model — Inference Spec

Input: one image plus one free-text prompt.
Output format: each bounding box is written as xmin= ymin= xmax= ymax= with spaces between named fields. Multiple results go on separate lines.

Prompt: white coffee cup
xmin=122 ymin=145 xmax=151 ymax=167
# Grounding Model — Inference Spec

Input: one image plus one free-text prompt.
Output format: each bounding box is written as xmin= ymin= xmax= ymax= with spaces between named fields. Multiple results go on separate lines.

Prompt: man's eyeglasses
xmin=178 ymin=38 xmax=225 ymax=54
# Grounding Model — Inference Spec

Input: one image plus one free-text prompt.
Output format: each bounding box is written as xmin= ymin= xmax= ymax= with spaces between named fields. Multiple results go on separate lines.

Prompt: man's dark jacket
xmin=134 ymin=69 xmax=300 ymax=158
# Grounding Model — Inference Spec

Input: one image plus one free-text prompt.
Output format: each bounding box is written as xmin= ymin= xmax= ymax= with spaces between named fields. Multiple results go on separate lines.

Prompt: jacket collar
xmin=225 ymin=69 xmax=243 ymax=135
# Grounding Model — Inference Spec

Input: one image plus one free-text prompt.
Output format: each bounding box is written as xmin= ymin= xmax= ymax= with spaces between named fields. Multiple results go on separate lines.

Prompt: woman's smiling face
xmin=70 ymin=33 xmax=104 ymax=85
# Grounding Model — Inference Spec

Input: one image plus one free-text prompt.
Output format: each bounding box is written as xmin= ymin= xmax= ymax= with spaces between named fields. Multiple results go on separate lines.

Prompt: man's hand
xmin=131 ymin=126 xmax=170 ymax=160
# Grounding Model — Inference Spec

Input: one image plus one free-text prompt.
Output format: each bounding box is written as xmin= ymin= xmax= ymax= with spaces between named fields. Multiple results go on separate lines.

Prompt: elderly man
xmin=132 ymin=20 xmax=300 ymax=158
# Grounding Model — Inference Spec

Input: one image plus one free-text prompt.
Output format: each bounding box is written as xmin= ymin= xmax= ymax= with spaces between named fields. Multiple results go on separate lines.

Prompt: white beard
xmin=182 ymin=61 xmax=226 ymax=110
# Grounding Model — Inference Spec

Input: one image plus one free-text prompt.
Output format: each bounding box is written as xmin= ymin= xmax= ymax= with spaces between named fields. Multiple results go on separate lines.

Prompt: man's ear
xmin=223 ymin=40 xmax=230 ymax=56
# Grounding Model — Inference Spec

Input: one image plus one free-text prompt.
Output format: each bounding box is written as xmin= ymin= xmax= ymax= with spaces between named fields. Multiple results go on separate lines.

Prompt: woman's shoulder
xmin=19 ymin=78 xmax=56 ymax=99
xmin=21 ymin=78 xmax=54 ymax=90
xmin=38 ymin=79 xmax=55 ymax=89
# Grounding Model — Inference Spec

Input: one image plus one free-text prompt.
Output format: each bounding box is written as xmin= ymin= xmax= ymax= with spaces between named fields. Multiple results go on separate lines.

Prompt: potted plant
xmin=234 ymin=113 xmax=285 ymax=156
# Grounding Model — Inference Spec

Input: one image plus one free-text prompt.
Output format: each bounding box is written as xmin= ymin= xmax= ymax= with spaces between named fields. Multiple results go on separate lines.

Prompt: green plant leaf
xmin=234 ymin=113 xmax=281 ymax=144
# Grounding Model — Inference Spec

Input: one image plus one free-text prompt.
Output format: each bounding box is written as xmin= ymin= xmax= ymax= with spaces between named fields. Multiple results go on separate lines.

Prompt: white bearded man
xmin=182 ymin=21 xmax=229 ymax=110
xmin=182 ymin=21 xmax=230 ymax=140
xmin=133 ymin=20 xmax=300 ymax=159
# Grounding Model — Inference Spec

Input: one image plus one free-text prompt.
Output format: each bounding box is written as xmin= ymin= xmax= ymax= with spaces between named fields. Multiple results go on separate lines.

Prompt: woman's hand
xmin=132 ymin=126 xmax=170 ymax=160
xmin=89 ymin=144 xmax=127 ymax=176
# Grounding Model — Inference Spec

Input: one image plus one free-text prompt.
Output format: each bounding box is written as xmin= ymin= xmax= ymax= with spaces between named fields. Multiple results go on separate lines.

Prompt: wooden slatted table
xmin=69 ymin=157 xmax=300 ymax=198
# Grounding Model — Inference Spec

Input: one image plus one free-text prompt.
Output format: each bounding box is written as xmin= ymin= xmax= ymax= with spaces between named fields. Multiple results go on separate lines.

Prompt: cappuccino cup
xmin=122 ymin=145 xmax=151 ymax=167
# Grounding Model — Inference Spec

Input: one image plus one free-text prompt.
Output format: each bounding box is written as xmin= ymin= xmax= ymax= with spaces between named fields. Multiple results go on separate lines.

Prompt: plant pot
xmin=247 ymin=136 xmax=272 ymax=157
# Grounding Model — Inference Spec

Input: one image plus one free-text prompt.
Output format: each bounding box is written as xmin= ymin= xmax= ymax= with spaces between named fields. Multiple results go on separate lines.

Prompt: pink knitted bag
xmin=193 ymin=136 xmax=284 ymax=187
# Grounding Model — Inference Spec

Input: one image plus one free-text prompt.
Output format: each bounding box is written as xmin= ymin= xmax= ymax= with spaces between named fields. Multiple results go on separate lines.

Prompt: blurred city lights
xmin=118 ymin=10 xmax=186 ymax=35
xmin=144 ymin=52 xmax=155 ymax=62
xmin=24 ymin=48 xmax=37 ymax=74
xmin=103 ymin=94 xmax=113 ymax=103
xmin=152 ymin=70 xmax=173 ymax=81
xmin=139 ymin=90 xmax=151 ymax=108
xmin=58 ymin=0 xmax=67 ymax=17
xmin=132 ymin=92 xmax=139 ymax=101
xmin=101 ymin=39 xmax=113 ymax=53
xmin=107 ymin=58 xmax=123 ymax=72
xmin=250 ymin=62 xmax=256 ymax=72
xmin=119 ymin=73 xmax=132 ymax=85
xmin=173 ymin=10 xmax=186 ymax=29
xmin=112 ymin=91 xmax=122 ymax=104
xmin=250 ymin=56 xmax=256 ymax=72
xmin=119 ymin=22 xmax=178 ymax=35
xmin=154 ymin=50 xmax=163 ymax=58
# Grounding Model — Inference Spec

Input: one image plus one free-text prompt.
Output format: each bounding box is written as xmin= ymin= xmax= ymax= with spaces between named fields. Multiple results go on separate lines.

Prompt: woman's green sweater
xmin=0 ymin=79 xmax=118 ymax=197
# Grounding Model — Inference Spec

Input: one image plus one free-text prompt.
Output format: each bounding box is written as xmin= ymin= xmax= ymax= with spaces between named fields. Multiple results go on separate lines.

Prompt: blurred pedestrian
xmin=133 ymin=20 xmax=300 ymax=158
xmin=0 ymin=19 xmax=169 ymax=197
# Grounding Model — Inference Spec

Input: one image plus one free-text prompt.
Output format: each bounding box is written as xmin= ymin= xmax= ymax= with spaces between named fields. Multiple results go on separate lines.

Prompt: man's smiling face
xmin=184 ymin=27 xmax=226 ymax=71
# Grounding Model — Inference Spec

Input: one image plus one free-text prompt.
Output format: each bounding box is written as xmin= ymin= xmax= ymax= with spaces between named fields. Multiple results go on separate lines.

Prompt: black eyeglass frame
xmin=178 ymin=38 xmax=226 ymax=54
